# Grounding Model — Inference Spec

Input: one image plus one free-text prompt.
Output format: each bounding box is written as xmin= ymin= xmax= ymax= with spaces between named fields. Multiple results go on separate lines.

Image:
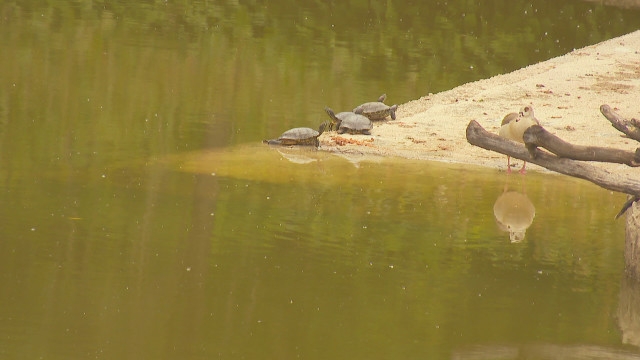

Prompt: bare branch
xmin=600 ymin=104 xmax=640 ymax=142
xmin=522 ymin=125 xmax=640 ymax=167
xmin=616 ymin=195 xmax=640 ymax=220
xmin=466 ymin=120 xmax=640 ymax=195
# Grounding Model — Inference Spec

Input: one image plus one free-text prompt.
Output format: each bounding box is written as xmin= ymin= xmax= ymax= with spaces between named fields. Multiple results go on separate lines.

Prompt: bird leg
xmin=519 ymin=161 xmax=527 ymax=175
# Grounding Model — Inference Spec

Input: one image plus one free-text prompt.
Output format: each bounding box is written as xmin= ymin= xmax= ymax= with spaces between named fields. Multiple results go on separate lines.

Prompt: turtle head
xmin=324 ymin=107 xmax=341 ymax=131
xmin=324 ymin=107 xmax=336 ymax=118
xmin=389 ymin=104 xmax=398 ymax=120
xmin=263 ymin=139 xmax=282 ymax=146
xmin=377 ymin=93 xmax=387 ymax=103
xmin=318 ymin=121 xmax=329 ymax=135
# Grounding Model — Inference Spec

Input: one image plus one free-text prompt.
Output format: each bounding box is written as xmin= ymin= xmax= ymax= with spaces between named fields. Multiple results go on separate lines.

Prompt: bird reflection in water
xmin=493 ymin=175 xmax=536 ymax=243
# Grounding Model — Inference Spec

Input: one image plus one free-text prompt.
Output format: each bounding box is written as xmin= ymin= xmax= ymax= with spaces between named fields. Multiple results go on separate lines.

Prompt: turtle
xmin=323 ymin=107 xmax=351 ymax=131
xmin=353 ymin=93 xmax=398 ymax=120
xmin=263 ymin=121 xmax=328 ymax=147
xmin=324 ymin=107 xmax=373 ymax=135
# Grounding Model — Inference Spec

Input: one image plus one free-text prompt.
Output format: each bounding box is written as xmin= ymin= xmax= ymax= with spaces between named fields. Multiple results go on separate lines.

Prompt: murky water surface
xmin=1 ymin=1 xmax=640 ymax=359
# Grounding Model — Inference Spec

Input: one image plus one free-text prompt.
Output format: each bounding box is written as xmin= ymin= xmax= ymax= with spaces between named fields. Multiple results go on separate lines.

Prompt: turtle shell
xmin=353 ymin=94 xmax=398 ymax=120
xmin=278 ymin=127 xmax=320 ymax=145
xmin=337 ymin=113 xmax=373 ymax=135
xmin=354 ymin=102 xmax=398 ymax=120
xmin=263 ymin=121 xmax=328 ymax=147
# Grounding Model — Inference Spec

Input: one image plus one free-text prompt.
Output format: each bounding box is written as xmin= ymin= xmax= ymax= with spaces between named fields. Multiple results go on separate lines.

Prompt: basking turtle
xmin=353 ymin=93 xmax=398 ymax=120
xmin=325 ymin=107 xmax=373 ymax=135
xmin=324 ymin=107 xmax=350 ymax=131
xmin=263 ymin=121 xmax=328 ymax=147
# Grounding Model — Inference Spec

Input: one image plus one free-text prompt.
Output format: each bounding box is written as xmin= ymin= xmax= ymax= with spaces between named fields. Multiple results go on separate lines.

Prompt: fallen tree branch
xmin=600 ymin=104 xmax=640 ymax=142
xmin=522 ymin=125 xmax=640 ymax=167
xmin=466 ymin=120 xmax=640 ymax=195
xmin=616 ymin=195 xmax=640 ymax=219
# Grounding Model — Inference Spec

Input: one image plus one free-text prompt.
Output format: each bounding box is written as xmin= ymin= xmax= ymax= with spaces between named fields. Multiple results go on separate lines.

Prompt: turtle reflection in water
xmin=353 ymin=93 xmax=398 ymax=121
xmin=263 ymin=121 xmax=329 ymax=147
xmin=324 ymin=108 xmax=373 ymax=135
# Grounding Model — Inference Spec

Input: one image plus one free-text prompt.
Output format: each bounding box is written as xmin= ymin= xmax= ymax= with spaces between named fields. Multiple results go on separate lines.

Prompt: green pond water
xmin=1 ymin=1 xmax=640 ymax=359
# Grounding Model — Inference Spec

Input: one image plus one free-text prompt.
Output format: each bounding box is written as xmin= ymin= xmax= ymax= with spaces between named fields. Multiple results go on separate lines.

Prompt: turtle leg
xmin=263 ymin=139 xmax=282 ymax=146
xmin=390 ymin=105 xmax=398 ymax=120
xmin=362 ymin=130 xmax=371 ymax=135
xmin=318 ymin=121 xmax=329 ymax=134
xmin=337 ymin=128 xmax=346 ymax=134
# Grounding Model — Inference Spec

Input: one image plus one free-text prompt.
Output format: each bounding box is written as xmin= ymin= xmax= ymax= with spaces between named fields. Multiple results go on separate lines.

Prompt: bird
xmin=498 ymin=106 xmax=540 ymax=174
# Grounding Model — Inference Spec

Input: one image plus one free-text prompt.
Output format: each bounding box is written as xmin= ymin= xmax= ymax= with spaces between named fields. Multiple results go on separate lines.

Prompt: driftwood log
xmin=601 ymin=104 xmax=640 ymax=142
xmin=469 ymin=105 xmax=640 ymax=284
xmin=522 ymin=125 xmax=640 ymax=167
xmin=625 ymin=201 xmax=640 ymax=279
xmin=466 ymin=120 xmax=640 ymax=195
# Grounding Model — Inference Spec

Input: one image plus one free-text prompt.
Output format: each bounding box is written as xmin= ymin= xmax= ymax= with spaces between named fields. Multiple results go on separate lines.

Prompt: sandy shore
xmin=320 ymin=30 xmax=640 ymax=175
